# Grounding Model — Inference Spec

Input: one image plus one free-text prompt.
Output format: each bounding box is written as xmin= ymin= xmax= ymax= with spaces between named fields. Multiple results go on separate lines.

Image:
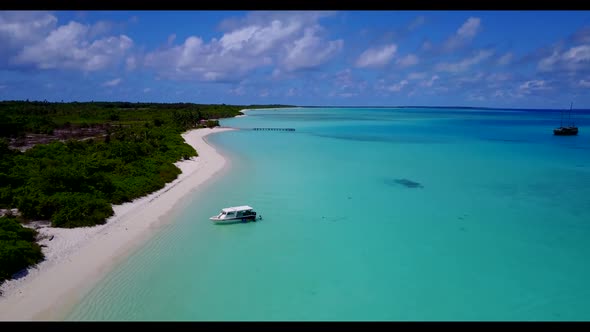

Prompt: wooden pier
xmin=251 ymin=128 xmax=296 ymax=131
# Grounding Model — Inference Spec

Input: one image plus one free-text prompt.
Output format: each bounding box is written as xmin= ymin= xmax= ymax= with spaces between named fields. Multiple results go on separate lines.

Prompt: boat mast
xmin=570 ymin=102 xmax=574 ymax=126
xmin=560 ymin=105 xmax=564 ymax=127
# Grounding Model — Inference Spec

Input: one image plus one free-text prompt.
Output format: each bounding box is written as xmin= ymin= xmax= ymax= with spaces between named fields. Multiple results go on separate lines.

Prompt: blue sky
xmin=1 ymin=10 xmax=590 ymax=108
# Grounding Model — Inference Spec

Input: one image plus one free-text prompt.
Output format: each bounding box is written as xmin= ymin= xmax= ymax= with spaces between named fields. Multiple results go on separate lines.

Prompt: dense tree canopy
xmin=0 ymin=101 xmax=292 ymax=227
xmin=0 ymin=100 xmax=292 ymax=286
xmin=0 ymin=216 xmax=44 ymax=286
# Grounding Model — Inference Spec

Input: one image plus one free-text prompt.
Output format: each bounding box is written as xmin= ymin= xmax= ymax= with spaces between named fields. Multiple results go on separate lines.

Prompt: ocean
xmin=66 ymin=107 xmax=590 ymax=321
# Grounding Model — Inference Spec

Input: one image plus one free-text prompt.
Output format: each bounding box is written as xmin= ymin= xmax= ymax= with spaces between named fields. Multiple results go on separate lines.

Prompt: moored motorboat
xmin=209 ymin=205 xmax=262 ymax=224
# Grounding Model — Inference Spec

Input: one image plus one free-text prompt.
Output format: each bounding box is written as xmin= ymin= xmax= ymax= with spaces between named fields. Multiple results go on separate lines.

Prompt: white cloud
xmin=579 ymin=79 xmax=590 ymax=87
xmin=420 ymin=75 xmax=439 ymax=87
xmin=562 ymin=45 xmax=590 ymax=61
xmin=538 ymin=51 xmax=561 ymax=71
xmin=145 ymin=35 xmax=271 ymax=82
xmin=355 ymin=44 xmax=397 ymax=68
xmin=493 ymin=89 xmax=524 ymax=99
xmin=282 ymin=26 xmax=343 ymax=71
xmin=519 ymin=79 xmax=550 ymax=93
xmin=497 ymin=52 xmax=513 ymax=65
xmin=443 ymin=17 xmax=481 ymax=51
xmin=334 ymin=68 xmax=355 ymax=89
xmin=396 ymin=54 xmax=419 ymax=68
xmin=220 ymin=19 xmax=302 ymax=56
xmin=126 ymin=56 xmax=137 ymax=71
xmin=435 ymin=50 xmax=493 ymax=72
xmin=0 ymin=11 xmax=57 ymax=47
xmin=88 ymin=20 xmax=113 ymax=38
xmin=143 ymin=88 xmax=151 ymax=93
xmin=387 ymin=80 xmax=408 ymax=92
xmin=145 ymin=13 xmax=342 ymax=81
xmin=0 ymin=84 xmax=6 ymax=89
xmin=457 ymin=17 xmax=481 ymax=39
xmin=538 ymin=45 xmax=590 ymax=72
xmin=102 ymin=78 xmax=122 ymax=87
xmin=271 ymin=68 xmax=283 ymax=79
xmin=14 ymin=21 xmax=133 ymax=71
xmin=0 ymin=13 xmax=132 ymax=72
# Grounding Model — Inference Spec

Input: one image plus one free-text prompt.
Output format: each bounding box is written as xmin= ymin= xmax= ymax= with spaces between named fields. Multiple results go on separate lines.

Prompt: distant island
xmin=0 ymin=101 xmax=294 ymax=289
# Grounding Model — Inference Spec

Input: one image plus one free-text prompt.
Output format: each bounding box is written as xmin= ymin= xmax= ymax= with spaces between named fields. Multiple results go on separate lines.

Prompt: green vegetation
xmin=0 ymin=100 xmax=293 ymax=286
xmin=0 ymin=101 xmax=291 ymax=138
xmin=0 ymin=101 xmax=293 ymax=227
xmin=1 ymin=123 xmax=198 ymax=228
xmin=0 ymin=216 xmax=44 ymax=287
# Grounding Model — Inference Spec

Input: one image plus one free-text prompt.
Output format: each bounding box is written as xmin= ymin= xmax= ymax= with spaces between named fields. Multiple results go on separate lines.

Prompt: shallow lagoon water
xmin=67 ymin=107 xmax=590 ymax=321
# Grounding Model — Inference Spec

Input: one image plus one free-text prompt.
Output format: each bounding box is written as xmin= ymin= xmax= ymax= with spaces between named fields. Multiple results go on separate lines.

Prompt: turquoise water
xmin=66 ymin=107 xmax=590 ymax=321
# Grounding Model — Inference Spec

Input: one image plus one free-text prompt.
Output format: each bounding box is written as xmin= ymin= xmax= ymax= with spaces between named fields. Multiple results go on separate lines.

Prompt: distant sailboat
xmin=553 ymin=102 xmax=579 ymax=136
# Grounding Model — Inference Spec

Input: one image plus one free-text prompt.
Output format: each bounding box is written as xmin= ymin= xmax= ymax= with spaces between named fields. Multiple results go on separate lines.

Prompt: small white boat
xmin=209 ymin=205 xmax=262 ymax=224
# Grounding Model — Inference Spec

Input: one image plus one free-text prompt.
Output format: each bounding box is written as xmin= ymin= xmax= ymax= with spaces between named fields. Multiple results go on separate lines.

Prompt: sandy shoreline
xmin=0 ymin=127 xmax=235 ymax=321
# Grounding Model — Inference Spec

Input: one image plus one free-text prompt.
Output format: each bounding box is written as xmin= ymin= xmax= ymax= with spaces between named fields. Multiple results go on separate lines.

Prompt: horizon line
xmin=1 ymin=99 xmax=588 ymax=111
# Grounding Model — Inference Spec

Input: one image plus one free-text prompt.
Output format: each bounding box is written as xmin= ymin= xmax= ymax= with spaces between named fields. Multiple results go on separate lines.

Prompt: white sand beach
xmin=0 ymin=127 xmax=234 ymax=321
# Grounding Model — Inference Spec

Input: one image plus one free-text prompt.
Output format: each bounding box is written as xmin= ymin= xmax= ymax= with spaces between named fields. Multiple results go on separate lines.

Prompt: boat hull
xmin=209 ymin=215 xmax=259 ymax=224
xmin=554 ymin=127 xmax=578 ymax=136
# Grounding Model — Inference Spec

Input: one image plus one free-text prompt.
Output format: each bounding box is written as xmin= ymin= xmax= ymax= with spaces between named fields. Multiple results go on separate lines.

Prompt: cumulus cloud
xmin=102 ymin=78 xmax=122 ymax=87
xmin=396 ymin=54 xmax=419 ymax=68
xmin=579 ymin=79 xmax=590 ymax=87
xmin=538 ymin=44 xmax=590 ymax=72
xmin=387 ymin=80 xmax=409 ymax=92
xmin=356 ymin=44 xmax=397 ymax=68
xmin=420 ymin=75 xmax=439 ymax=87
xmin=435 ymin=50 xmax=493 ymax=72
xmin=6 ymin=16 xmax=133 ymax=72
xmin=145 ymin=35 xmax=271 ymax=82
xmin=88 ymin=20 xmax=113 ymax=38
xmin=0 ymin=11 xmax=57 ymax=48
xmin=145 ymin=12 xmax=342 ymax=82
xmin=457 ymin=17 xmax=481 ymax=39
xmin=334 ymin=68 xmax=355 ymax=89
xmin=328 ymin=68 xmax=367 ymax=95
xmin=443 ymin=17 xmax=481 ymax=51
xmin=281 ymin=26 xmax=343 ymax=71
xmin=126 ymin=56 xmax=137 ymax=71
xmin=519 ymin=79 xmax=550 ymax=94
